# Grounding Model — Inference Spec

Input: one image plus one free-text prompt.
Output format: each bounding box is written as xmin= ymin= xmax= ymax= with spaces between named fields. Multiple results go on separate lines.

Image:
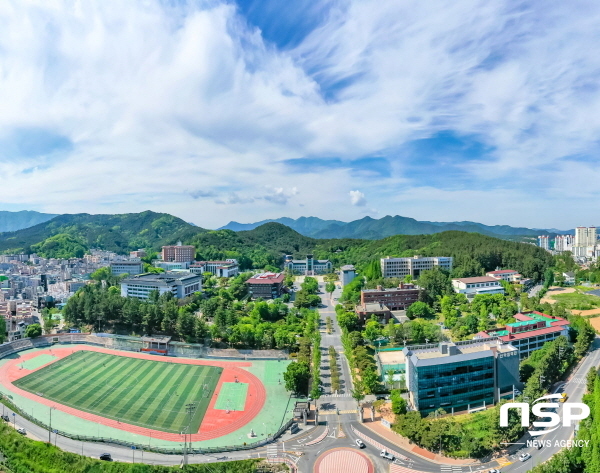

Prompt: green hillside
xmin=0 ymin=213 xmax=553 ymax=280
xmin=0 ymin=211 xmax=203 ymax=257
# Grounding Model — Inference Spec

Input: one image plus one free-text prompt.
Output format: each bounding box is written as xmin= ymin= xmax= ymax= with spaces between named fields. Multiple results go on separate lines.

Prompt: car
xmin=380 ymin=450 xmax=395 ymax=461
xmin=519 ymin=453 xmax=531 ymax=462
xmin=355 ymin=439 xmax=365 ymax=448
xmin=376 ymin=395 xmax=386 ymax=401
xmin=16 ymin=428 xmax=26 ymax=435
xmin=1 ymin=415 xmax=9 ymax=422
xmin=536 ymin=442 xmax=543 ymax=450
xmin=99 ymin=453 xmax=112 ymax=461
xmin=513 ymin=389 xmax=522 ymax=395
xmin=489 ymin=469 xmax=501 ymax=473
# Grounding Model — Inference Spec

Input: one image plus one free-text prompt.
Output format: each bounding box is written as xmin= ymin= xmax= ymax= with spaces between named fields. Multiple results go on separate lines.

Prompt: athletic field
xmin=13 ymin=351 xmax=222 ymax=433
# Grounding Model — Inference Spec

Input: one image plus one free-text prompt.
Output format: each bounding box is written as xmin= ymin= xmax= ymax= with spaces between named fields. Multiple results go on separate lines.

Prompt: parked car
xmin=1 ymin=415 xmax=9 ymax=422
xmin=489 ymin=469 xmax=501 ymax=473
xmin=99 ymin=453 xmax=112 ymax=461
xmin=355 ymin=439 xmax=365 ymax=448
xmin=380 ymin=450 xmax=395 ymax=461
xmin=16 ymin=428 xmax=26 ymax=435
xmin=519 ymin=453 xmax=531 ymax=462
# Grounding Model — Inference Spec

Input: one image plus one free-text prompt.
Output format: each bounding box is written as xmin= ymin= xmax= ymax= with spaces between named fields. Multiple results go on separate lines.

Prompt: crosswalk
xmin=266 ymin=445 xmax=279 ymax=458
xmin=440 ymin=467 xmax=464 ymax=472
xmin=319 ymin=393 xmax=350 ymax=398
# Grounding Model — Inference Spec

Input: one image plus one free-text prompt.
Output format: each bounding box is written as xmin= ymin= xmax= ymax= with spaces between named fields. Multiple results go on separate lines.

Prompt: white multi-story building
xmin=554 ymin=235 xmax=574 ymax=252
xmin=381 ymin=256 xmax=453 ymax=279
xmin=537 ymin=235 xmax=550 ymax=250
xmin=120 ymin=272 xmax=202 ymax=299
xmin=110 ymin=260 xmax=144 ymax=276
xmin=452 ymin=276 xmax=504 ymax=296
xmin=193 ymin=260 xmax=239 ymax=278
xmin=285 ymin=255 xmax=332 ymax=275
xmin=575 ymin=227 xmax=597 ymax=247
xmin=485 ymin=269 xmax=522 ymax=282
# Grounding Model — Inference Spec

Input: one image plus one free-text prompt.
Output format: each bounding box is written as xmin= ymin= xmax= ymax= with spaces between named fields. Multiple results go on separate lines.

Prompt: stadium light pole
xmin=183 ymin=403 xmax=196 ymax=466
xmin=48 ymin=407 xmax=55 ymax=443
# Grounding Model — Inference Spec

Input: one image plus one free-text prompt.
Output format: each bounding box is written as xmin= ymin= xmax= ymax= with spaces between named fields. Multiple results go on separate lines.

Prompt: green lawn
xmin=13 ymin=351 xmax=222 ymax=433
xmin=551 ymin=292 xmax=600 ymax=310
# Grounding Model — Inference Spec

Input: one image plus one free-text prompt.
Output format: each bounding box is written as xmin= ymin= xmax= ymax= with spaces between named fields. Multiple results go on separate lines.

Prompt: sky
xmin=0 ymin=0 xmax=599 ymax=230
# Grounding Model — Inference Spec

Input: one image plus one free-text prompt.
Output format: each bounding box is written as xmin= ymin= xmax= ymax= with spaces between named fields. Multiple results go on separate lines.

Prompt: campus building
xmin=451 ymin=276 xmax=504 ymax=296
xmin=340 ymin=265 xmax=357 ymax=287
xmin=285 ymin=254 xmax=332 ymax=275
xmin=485 ymin=269 xmax=522 ymax=283
xmin=120 ymin=272 xmax=202 ymax=299
xmin=246 ymin=272 xmax=285 ymax=299
xmin=161 ymin=242 xmax=195 ymax=263
xmin=380 ymin=256 xmax=453 ymax=279
xmin=193 ymin=260 xmax=239 ymax=278
xmin=110 ymin=260 xmax=144 ymax=276
xmin=474 ymin=311 xmax=570 ymax=360
xmin=360 ymin=283 xmax=421 ymax=310
xmin=403 ymin=339 xmax=520 ymax=415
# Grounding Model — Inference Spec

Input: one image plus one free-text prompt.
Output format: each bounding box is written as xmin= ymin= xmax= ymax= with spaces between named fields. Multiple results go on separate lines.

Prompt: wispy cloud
xmin=0 ymin=1 xmax=598 ymax=228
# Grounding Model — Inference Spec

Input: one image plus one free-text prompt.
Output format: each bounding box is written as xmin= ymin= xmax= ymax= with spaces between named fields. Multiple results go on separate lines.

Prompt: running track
xmin=0 ymin=346 xmax=266 ymax=441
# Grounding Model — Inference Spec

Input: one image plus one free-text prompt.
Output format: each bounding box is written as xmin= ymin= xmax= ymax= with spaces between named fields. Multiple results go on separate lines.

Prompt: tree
xmin=337 ymin=311 xmax=359 ymax=332
xmin=417 ymin=268 xmax=452 ymax=308
xmin=586 ymin=368 xmax=598 ymax=393
xmin=351 ymin=379 xmax=365 ymax=406
xmin=391 ymin=389 xmax=407 ymax=415
xmin=325 ymin=282 xmax=335 ymax=296
xmin=25 ymin=323 xmax=42 ymax=338
xmin=0 ymin=317 xmax=6 ymax=344
xmin=362 ymin=320 xmax=382 ymax=344
xmin=406 ymin=301 xmax=434 ymax=319
xmin=283 ymin=362 xmax=310 ymax=395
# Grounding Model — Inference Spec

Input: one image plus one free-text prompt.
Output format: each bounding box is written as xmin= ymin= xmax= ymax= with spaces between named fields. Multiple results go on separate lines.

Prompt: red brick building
xmin=360 ymin=283 xmax=421 ymax=310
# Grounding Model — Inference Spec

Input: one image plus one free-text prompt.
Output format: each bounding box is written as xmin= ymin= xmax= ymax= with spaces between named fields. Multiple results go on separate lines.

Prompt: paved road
xmin=3 ymin=281 xmax=599 ymax=472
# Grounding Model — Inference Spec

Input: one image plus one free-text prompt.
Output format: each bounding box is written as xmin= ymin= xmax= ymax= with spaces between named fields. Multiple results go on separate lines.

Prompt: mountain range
xmin=0 ymin=210 xmax=58 ymax=233
xmin=0 ymin=211 xmax=554 ymax=281
xmin=220 ymin=215 xmax=575 ymax=240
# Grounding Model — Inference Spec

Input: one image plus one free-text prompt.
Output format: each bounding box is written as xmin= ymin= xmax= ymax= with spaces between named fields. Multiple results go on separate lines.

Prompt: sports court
xmin=13 ymin=350 xmax=222 ymax=433
xmin=214 ymin=382 xmax=248 ymax=411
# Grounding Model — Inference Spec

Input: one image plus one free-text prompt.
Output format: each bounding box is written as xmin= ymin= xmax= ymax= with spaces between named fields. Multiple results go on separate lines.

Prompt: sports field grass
xmin=214 ymin=382 xmax=248 ymax=411
xmin=13 ymin=351 xmax=222 ymax=433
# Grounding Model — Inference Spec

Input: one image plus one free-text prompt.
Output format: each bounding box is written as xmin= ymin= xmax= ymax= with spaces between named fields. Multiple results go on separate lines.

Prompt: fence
xmin=0 ymin=392 xmax=295 ymax=455
xmin=0 ymin=335 xmax=294 ymax=455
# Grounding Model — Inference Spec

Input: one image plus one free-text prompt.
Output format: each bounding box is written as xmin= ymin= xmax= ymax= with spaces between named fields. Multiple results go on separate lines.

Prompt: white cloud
xmin=0 ymin=1 xmax=599 ymax=228
xmin=349 ymin=190 xmax=366 ymax=206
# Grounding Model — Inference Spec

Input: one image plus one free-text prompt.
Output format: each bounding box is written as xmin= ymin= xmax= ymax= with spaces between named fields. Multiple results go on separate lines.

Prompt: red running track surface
xmin=0 ymin=346 xmax=266 ymax=441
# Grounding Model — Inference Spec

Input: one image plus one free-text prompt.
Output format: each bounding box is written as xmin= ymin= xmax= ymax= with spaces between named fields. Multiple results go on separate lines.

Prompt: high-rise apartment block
xmin=537 ymin=235 xmax=550 ymax=250
xmin=161 ymin=241 xmax=195 ymax=263
xmin=573 ymin=227 xmax=598 ymax=258
xmin=381 ymin=256 xmax=453 ymax=279
xmin=554 ymin=235 xmax=574 ymax=252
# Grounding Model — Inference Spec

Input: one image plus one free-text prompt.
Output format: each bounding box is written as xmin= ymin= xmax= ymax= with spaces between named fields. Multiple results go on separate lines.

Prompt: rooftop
xmin=246 ymin=272 xmax=285 ymax=284
xmin=486 ymin=269 xmax=518 ymax=275
xmin=452 ymin=276 xmax=499 ymax=284
xmin=121 ymin=271 xmax=200 ymax=284
xmin=341 ymin=264 xmax=356 ymax=270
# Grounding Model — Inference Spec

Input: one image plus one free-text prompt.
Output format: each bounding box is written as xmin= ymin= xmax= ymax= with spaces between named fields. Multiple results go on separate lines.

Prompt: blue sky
xmin=0 ymin=0 xmax=599 ymax=229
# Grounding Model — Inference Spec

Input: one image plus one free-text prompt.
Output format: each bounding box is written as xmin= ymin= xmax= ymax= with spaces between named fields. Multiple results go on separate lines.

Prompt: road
xmin=298 ymin=280 xmax=600 ymax=473
xmin=2 ymin=280 xmax=599 ymax=472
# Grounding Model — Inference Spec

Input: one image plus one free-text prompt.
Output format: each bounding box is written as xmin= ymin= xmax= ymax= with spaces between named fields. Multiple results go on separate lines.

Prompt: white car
xmin=519 ymin=453 xmax=531 ymax=462
xmin=380 ymin=450 xmax=395 ymax=461
xmin=16 ymin=428 xmax=26 ymax=435
xmin=489 ymin=469 xmax=501 ymax=473
xmin=355 ymin=439 xmax=365 ymax=448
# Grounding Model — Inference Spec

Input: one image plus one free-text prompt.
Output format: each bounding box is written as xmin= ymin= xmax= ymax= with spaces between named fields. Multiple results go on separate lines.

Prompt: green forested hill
xmin=0 ymin=211 xmax=203 ymax=257
xmin=0 ymin=213 xmax=553 ymax=280
xmin=313 ymin=231 xmax=554 ymax=281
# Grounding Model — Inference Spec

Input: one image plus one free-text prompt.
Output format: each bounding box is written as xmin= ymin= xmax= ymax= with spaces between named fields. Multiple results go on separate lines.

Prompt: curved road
xmin=2 ymin=281 xmax=599 ymax=473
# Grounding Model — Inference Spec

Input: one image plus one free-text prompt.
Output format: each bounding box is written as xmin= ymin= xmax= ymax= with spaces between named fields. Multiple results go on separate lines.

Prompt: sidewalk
xmin=362 ymin=421 xmax=478 ymax=466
